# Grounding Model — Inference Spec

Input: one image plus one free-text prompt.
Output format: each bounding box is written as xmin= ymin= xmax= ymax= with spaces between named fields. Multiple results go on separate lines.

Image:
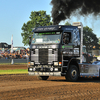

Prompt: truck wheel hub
xmin=71 ymin=70 xmax=77 ymax=78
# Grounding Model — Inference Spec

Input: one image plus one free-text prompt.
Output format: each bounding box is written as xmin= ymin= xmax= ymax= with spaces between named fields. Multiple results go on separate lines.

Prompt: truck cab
xmin=28 ymin=22 xmax=83 ymax=81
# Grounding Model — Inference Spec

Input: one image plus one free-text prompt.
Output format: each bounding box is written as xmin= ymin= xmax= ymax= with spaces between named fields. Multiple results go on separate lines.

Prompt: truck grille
xmin=31 ymin=48 xmax=58 ymax=64
xmin=39 ymin=49 xmax=48 ymax=64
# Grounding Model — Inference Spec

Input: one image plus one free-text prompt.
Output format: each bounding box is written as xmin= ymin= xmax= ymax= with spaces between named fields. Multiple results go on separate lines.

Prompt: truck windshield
xmin=32 ymin=32 xmax=61 ymax=44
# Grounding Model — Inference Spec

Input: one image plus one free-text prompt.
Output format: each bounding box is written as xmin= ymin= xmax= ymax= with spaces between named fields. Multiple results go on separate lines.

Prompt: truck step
xmin=63 ymin=60 xmax=68 ymax=62
xmin=62 ymin=66 xmax=67 ymax=67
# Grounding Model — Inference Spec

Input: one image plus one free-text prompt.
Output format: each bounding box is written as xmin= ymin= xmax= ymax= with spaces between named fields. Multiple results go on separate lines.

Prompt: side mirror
xmin=29 ymin=36 xmax=32 ymax=45
xmin=63 ymin=33 xmax=69 ymax=44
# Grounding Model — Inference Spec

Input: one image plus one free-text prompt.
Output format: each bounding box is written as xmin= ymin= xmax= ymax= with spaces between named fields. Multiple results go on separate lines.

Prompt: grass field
xmin=0 ymin=63 xmax=27 ymax=65
xmin=0 ymin=69 xmax=28 ymax=74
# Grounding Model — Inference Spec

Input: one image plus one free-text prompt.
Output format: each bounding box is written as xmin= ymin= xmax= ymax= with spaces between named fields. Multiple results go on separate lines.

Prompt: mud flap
xmin=99 ymin=69 xmax=100 ymax=77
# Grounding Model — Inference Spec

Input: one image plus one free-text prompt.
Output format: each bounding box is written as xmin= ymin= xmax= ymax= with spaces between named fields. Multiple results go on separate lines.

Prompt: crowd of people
xmin=0 ymin=48 xmax=30 ymax=59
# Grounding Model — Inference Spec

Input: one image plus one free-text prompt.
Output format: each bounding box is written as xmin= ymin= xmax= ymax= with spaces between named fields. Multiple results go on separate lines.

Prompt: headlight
xmin=33 ymin=68 xmax=35 ymax=71
xmin=54 ymin=62 xmax=58 ymax=66
xmin=30 ymin=62 xmax=34 ymax=65
xmin=59 ymin=62 xmax=62 ymax=66
xmin=50 ymin=68 xmax=53 ymax=71
xmin=28 ymin=62 xmax=30 ymax=65
xmin=54 ymin=68 xmax=58 ymax=71
xmin=29 ymin=68 xmax=32 ymax=71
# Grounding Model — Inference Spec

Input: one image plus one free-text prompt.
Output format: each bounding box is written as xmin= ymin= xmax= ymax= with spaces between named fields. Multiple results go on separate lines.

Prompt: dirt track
xmin=0 ymin=65 xmax=100 ymax=100
xmin=0 ymin=64 xmax=28 ymax=70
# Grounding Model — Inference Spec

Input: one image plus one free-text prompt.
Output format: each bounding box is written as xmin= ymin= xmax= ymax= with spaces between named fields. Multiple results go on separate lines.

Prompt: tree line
xmin=21 ymin=10 xmax=100 ymax=51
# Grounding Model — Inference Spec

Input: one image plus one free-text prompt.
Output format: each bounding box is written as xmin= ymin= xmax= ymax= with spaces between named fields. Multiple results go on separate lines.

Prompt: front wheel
xmin=65 ymin=65 xmax=79 ymax=82
xmin=37 ymin=76 xmax=49 ymax=80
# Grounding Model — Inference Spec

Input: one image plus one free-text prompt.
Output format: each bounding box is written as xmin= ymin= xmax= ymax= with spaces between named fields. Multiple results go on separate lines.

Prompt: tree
xmin=83 ymin=26 xmax=99 ymax=52
xmin=98 ymin=37 xmax=100 ymax=45
xmin=65 ymin=21 xmax=71 ymax=25
xmin=21 ymin=11 xmax=52 ymax=46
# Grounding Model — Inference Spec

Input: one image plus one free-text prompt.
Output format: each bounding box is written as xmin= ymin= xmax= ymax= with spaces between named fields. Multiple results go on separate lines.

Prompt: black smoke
xmin=51 ymin=0 xmax=100 ymax=25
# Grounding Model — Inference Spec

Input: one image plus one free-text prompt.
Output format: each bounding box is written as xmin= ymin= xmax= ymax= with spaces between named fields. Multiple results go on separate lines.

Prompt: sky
xmin=0 ymin=0 xmax=100 ymax=48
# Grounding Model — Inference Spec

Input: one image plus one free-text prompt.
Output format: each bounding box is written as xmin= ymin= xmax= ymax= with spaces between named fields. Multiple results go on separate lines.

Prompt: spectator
xmin=0 ymin=48 xmax=30 ymax=59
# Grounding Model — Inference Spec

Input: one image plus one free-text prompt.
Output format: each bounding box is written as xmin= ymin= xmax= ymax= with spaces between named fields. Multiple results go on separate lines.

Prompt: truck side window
xmin=63 ymin=32 xmax=71 ymax=44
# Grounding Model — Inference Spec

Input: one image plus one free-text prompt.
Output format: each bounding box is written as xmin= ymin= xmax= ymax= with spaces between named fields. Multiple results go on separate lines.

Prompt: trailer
xmin=82 ymin=45 xmax=97 ymax=63
xmin=28 ymin=22 xmax=100 ymax=81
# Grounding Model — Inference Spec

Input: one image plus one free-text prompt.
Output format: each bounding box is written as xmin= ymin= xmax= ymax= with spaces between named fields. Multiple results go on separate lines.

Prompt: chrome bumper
xmin=28 ymin=72 xmax=61 ymax=76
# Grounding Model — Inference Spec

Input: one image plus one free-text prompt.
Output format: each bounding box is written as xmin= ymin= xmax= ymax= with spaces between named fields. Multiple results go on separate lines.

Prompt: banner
xmin=11 ymin=35 xmax=13 ymax=53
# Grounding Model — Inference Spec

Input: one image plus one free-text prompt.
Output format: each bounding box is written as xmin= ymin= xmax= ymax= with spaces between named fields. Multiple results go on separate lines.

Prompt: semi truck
xmin=28 ymin=22 xmax=100 ymax=82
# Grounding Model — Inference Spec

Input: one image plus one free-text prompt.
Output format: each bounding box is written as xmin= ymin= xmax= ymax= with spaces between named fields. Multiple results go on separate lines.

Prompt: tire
xmin=93 ymin=77 xmax=100 ymax=80
xmin=65 ymin=65 xmax=79 ymax=82
xmin=37 ymin=76 xmax=49 ymax=80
